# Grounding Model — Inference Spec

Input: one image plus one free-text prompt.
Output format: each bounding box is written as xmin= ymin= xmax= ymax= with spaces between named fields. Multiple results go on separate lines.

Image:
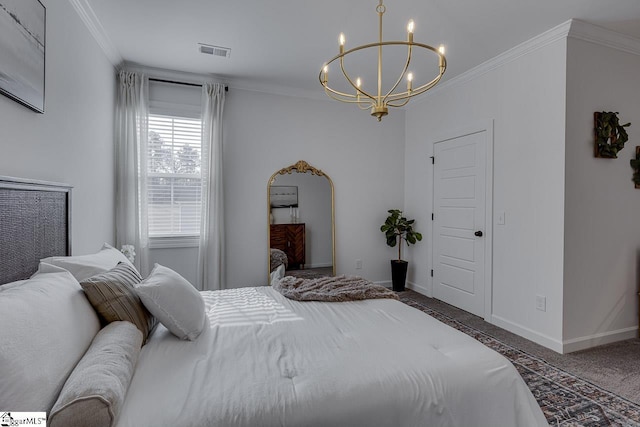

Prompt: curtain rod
xmin=149 ymin=77 xmax=229 ymax=92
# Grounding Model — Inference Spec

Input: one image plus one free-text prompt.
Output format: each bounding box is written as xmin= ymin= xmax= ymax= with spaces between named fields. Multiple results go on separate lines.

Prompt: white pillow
xmin=0 ymin=269 xmax=101 ymax=411
xmin=135 ymin=264 xmax=206 ymax=341
xmin=39 ymin=243 xmax=135 ymax=282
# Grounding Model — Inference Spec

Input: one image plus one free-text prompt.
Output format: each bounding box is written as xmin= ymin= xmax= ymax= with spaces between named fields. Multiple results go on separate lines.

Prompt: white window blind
xmin=147 ymin=114 xmax=202 ymax=237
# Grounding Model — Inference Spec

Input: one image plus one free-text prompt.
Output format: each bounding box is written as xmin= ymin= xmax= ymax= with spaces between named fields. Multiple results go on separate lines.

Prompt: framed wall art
xmin=270 ymin=186 xmax=298 ymax=208
xmin=0 ymin=0 xmax=46 ymax=113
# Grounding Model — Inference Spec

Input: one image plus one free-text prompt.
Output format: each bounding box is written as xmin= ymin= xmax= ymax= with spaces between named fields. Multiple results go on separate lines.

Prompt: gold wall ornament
xmin=319 ymin=0 xmax=447 ymax=121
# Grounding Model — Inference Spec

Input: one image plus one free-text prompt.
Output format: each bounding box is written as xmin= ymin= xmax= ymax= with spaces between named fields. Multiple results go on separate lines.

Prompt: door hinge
xmin=430 ymin=156 xmax=435 ymax=164
xmin=430 ymin=269 xmax=434 ymax=277
xmin=431 ymin=213 xmax=434 ymax=220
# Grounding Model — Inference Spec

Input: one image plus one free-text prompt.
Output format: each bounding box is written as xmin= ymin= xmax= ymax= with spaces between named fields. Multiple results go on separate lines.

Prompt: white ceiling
xmin=85 ymin=0 xmax=640 ymax=94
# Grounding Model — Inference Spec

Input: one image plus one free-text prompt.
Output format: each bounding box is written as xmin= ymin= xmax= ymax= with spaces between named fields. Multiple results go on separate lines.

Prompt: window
xmin=147 ymin=114 xmax=202 ymax=238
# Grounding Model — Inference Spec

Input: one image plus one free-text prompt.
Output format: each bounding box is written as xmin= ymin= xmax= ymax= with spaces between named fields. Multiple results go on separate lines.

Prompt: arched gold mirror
xmin=267 ymin=160 xmax=335 ymax=283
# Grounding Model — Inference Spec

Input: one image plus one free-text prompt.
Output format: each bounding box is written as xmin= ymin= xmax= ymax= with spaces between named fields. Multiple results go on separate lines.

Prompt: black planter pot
xmin=391 ymin=260 xmax=408 ymax=292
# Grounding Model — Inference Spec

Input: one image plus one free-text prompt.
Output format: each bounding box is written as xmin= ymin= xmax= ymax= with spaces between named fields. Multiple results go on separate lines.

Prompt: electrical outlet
xmin=535 ymin=295 xmax=546 ymax=312
xmin=355 ymin=259 xmax=362 ymax=269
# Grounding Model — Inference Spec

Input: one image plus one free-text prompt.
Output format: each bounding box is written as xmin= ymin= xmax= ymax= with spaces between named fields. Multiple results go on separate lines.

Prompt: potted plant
xmin=380 ymin=209 xmax=422 ymax=291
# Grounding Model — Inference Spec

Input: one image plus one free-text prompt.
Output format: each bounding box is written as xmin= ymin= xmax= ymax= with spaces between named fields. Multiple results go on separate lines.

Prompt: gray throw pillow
xmin=80 ymin=262 xmax=156 ymax=343
xmin=49 ymin=321 xmax=143 ymax=427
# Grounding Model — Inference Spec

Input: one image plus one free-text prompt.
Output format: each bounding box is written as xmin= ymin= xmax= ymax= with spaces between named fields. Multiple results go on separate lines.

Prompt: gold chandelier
xmin=319 ymin=0 xmax=447 ymax=121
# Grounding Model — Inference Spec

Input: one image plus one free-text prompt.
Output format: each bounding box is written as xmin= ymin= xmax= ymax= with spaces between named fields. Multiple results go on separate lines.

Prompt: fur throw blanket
xmin=272 ymin=275 xmax=398 ymax=302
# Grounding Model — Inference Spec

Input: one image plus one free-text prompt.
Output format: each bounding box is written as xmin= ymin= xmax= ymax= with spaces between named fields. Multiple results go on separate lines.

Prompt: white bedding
xmin=117 ymin=287 xmax=546 ymax=427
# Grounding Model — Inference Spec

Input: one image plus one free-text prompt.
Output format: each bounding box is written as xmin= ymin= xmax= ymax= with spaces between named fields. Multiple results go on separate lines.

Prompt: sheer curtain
xmin=198 ymin=83 xmax=226 ymax=291
xmin=115 ymin=70 xmax=149 ymax=275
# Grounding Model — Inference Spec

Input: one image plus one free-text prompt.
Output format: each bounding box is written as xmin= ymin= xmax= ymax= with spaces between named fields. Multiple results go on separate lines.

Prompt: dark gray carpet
xmin=400 ymin=290 xmax=640 ymax=404
xmin=398 ymin=291 xmax=640 ymax=427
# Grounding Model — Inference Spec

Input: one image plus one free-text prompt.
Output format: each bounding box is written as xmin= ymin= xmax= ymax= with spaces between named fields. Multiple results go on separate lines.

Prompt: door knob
xmin=474 ymin=230 xmax=483 ymax=237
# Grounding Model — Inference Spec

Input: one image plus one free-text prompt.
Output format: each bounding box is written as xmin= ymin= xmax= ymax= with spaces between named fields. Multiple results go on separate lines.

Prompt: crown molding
xmin=121 ymin=63 xmax=329 ymax=102
xmin=67 ymin=0 xmax=328 ymax=102
xmin=120 ymin=62 xmax=331 ymax=102
xmin=68 ymin=0 xmax=328 ymax=101
xmin=567 ymin=19 xmax=640 ymax=57
xmin=68 ymin=0 xmax=122 ymax=66
xmin=409 ymin=19 xmax=640 ymax=108
xmin=68 ymin=3 xmax=640 ymax=107
xmin=409 ymin=20 xmax=572 ymax=106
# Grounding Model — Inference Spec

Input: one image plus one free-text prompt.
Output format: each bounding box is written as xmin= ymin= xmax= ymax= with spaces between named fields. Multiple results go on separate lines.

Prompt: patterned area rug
xmin=285 ymin=267 xmax=333 ymax=280
xmin=399 ymin=295 xmax=640 ymax=427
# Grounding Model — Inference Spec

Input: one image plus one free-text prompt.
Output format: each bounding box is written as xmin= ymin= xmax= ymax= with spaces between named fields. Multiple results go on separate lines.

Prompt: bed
xmin=0 ymin=177 xmax=547 ymax=427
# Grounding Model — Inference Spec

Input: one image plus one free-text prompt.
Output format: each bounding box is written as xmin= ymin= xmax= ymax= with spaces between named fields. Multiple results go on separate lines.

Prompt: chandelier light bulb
xmin=339 ymin=33 xmax=346 ymax=46
xmin=407 ymin=20 xmax=414 ymax=42
xmin=356 ymin=77 xmax=362 ymax=88
xmin=407 ymin=72 xmax=413 ymax=90
xmin=407 ymin=20 xmax=414 ymax=34
xmin=438 ymin=45 xmax=446 ymax=68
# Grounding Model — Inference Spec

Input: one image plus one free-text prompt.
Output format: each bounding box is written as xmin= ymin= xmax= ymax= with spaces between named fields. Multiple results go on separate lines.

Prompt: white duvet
xmin=117 ymin=287 xmax=547 ymax=427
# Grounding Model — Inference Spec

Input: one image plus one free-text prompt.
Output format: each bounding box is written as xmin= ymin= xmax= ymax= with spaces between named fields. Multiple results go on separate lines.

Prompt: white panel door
xmin=433 ymin=131 xmax=486 ymax=317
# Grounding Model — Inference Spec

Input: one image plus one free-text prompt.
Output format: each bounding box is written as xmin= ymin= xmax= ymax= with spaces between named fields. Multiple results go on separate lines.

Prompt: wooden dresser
xmin=270 ymin=223 xmax=306 ymax=269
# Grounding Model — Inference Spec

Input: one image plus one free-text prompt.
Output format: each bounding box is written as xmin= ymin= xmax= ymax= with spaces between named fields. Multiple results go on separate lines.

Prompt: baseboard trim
xmin=306 ymin=263 xmax=332 ymax=269
xmin=406 ymin=281 xmax=430 ymax=297
xmin=490 ymin=314 xmax=564 ymax=353
xmin=373 ymin=280 xmax=430 ymax=295
xmin=562 ymin=326 xmax=638 ymax=353
xmin=374 ymin=280 xmax=391 ymax=288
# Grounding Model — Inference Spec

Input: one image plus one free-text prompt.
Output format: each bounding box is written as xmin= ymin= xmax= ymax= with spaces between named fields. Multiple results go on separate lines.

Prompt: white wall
xmin=272 ymin=172 xmax=333 ymax=268
xmin=563 ymin=37 xmax=640 ymax=350
xmin=224 ymin=89 xmax=405 ymax=287
xmin=149 ymin=246 xmax=199 ymax=286
xmin=0 ymin=0 xmax=116 ymax=254
xmin=404 ymin=37 xmax=568 ymax=350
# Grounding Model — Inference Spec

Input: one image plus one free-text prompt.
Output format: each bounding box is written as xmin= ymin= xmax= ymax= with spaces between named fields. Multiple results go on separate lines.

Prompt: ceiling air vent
xmin=198 ymin=44 xmax=231 ymax=59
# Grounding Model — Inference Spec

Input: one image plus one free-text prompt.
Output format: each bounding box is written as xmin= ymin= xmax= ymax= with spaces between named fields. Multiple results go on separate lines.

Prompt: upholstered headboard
xmin=0 ymin=176 xmax=72 ymax=285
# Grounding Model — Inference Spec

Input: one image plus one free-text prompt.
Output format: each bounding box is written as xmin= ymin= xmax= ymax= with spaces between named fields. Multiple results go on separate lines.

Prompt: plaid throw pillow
xmin=80 ymin=262 xmax=156 ymax=343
